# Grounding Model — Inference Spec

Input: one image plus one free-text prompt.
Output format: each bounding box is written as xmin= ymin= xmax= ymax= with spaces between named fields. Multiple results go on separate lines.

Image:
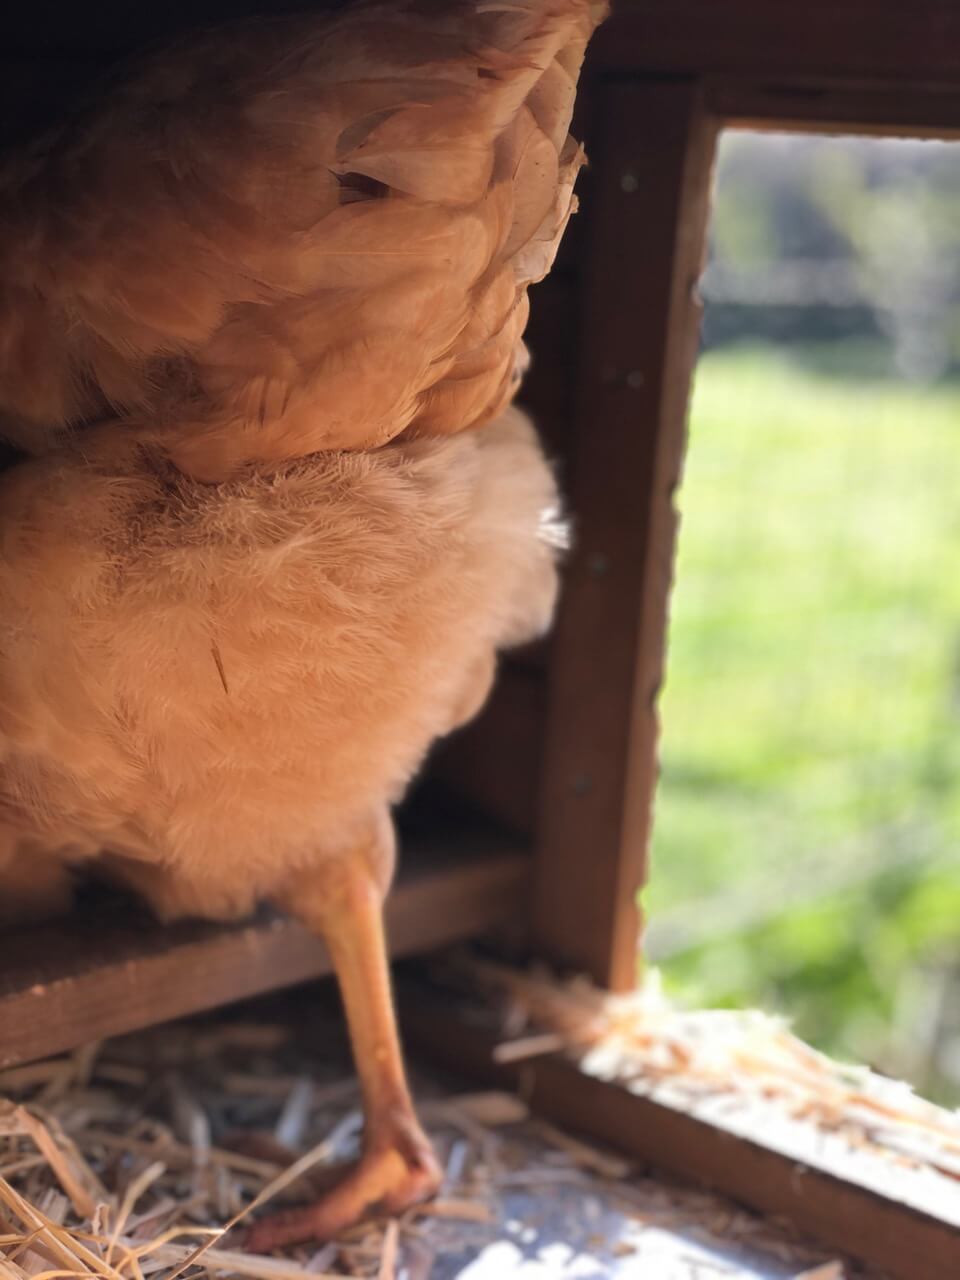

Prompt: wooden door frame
xmin=532 ymin=55 xmax=960 ymax=989
xmin=532 ymin=78 xmax=718 ymax=989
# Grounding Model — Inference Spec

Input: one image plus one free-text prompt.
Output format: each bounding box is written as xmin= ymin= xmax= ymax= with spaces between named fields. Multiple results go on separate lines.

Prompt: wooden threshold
xmin=399 ymin=983 xmax=960 ymax=1280
xmin=0 ymin=829 xmax=529 ymax=1071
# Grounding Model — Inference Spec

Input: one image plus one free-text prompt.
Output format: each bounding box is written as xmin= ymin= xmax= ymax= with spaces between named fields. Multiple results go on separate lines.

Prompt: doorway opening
xmin=647 ymin=129 xmax=960 ymax=1104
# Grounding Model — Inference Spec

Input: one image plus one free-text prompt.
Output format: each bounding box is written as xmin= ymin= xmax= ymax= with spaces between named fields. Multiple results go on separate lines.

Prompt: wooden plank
xmin=533 ymin=82 xmax=717 ymax=989
xmin=400 ymin=988 xmax=960 ymax=1280
xmin=0 ymin=834 xmax=529 ymax=1069
xmin=592 ymin=1 xmax=960 ymax=87
xmin=2 ymin=1 xmax=330 ymax=57
xmin=707 ymin=79 xmax=960 ymax=139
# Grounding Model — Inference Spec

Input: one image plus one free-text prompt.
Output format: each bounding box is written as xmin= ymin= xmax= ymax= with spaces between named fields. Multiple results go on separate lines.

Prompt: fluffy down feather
xmin=0 ymin=407 xmax=562 ymax=920
xmin=0 ymin=0 xmax=604 ymax=480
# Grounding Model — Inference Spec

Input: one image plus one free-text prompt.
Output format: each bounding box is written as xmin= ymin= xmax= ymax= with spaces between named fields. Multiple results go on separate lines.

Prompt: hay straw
xmin=160 ymin=1137 xmax=352 ymax=1280
xmin=143 ymin=1246 xmax=339 ymax=1280
xmin=529 ymin=1121 xmax=631 ymax=1179
xmin=491 ymin=1033 xmax=564 ymax=1064
xmin=12 ymin=1112 xmax=105 ymax=1221
xmin=374 ymin=1221 xmax=396 ymax=1280
xmin=0 ymin=1177 xmax=122 ymax=1279
xmin=457 ymin=955 xmax=960 ymax=1187
xmin=410 ymin=1200 xmax=494 ymax=1224
xmin=1 ymin=975 xmax=886 ymax=1279
xmin=104 ymin=1163 xmax=166 ymax=1265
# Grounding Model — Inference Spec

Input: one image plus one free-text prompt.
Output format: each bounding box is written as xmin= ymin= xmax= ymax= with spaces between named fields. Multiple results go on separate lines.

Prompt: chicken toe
xmin=245 ymin=1117 xmax=441 ymax=1251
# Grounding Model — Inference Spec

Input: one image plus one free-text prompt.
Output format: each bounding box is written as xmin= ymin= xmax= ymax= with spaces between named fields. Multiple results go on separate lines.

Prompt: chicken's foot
xmin=245 ymin=815 xmax=441 ymax=1251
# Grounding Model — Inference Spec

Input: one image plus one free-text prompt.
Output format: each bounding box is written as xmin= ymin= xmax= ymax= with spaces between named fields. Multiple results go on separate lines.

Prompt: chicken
xmin=0 ymin=405 xmax=564 ymax=1243
xmin=0 ymin=0 xmax=604 ymax=480
xmin=0 ymin=0 xmax=602 ymax=1248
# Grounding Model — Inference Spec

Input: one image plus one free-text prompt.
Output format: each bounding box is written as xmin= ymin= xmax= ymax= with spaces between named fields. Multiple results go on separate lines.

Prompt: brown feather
xmin=0 ymin=0 xmax=606 ymax=478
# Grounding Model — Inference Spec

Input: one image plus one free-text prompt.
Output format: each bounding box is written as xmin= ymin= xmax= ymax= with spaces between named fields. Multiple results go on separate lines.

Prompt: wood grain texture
xmin=3 ymin=1 xmax=339 ymax=56
xmin=401 ymin=988 xmax=960 ymax=1280
xmin=593 ymin=0 xmax=960 ymax=86
xmin=0 ymin=834 xmax=529 ymax=1069
xmin=533 ymin=81 xmax=718 ymax=990
xmin=707 ymin=79 xmax=960 ymax=139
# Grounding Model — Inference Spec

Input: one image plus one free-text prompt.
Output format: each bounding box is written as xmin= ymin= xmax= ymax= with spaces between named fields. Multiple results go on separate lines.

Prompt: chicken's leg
xmin=245 ymin=814 xmax=441 ymax=1251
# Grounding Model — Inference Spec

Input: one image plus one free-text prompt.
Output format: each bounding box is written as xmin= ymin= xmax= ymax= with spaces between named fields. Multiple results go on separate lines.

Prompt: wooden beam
xmin=2 ymin=2 xmax=328 ymax=57
xmin=400 ymin=988 xmax=960 ymax=1280
xmin=0 ymin=835 xmax=529 ymax=1070
xmin=706 ymin=79 xmax=960 ymax=139
xmin=533 ymin=81 xmax=717 ymax=990
xmin=592 ymin=1 xmax=960 ymax=87
xmin=7 ymin=0 xmax=960 ymax=86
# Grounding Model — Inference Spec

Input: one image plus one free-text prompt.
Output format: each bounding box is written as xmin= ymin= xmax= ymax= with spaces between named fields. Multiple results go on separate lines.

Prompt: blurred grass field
xmin=645 ymin=345 xmax=960 ymax=1101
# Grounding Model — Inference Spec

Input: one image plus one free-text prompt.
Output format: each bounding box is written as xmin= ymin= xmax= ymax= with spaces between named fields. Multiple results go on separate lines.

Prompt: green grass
xmin=645 ymin=345 xmax=960 ymax=1100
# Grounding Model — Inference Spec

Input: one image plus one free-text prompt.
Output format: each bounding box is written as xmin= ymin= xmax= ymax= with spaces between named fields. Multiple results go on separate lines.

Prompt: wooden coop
xmin=2 ymin=2 xmax=959 ymax=1277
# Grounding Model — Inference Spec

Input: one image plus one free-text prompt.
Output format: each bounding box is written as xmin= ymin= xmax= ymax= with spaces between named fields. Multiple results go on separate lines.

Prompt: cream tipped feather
xmin=0 ymin=407 xmax=563 ymax=919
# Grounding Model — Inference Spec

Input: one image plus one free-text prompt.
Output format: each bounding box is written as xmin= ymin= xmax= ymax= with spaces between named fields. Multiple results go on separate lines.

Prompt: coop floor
xmin=0 ymin=984 xmax=878 ymax=1280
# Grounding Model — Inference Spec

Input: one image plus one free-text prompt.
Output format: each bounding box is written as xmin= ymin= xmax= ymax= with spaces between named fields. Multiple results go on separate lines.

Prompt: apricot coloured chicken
xmin=0 ymin=0 xmax=603 ymax=1250
xmin=0 ymin=406 xmax=563 ymax=1245
xmin=0 ymin=0 xmax=604 ymax=479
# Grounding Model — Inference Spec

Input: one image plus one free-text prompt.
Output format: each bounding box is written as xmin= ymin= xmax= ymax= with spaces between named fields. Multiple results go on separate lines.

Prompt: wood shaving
xmin=454 ymin=954 xmax=960 ymax=1208
xmin=1 ymin=992 xmax=885 ymax=1279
